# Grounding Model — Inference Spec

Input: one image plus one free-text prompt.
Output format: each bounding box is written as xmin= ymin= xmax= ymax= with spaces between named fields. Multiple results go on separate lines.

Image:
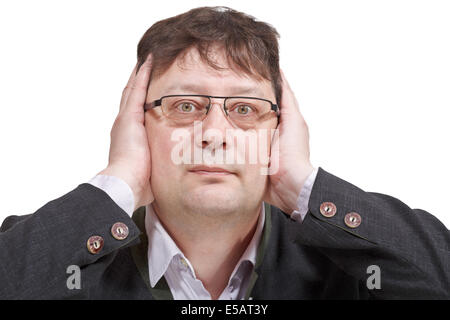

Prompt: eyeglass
xmin=144 ymin=95 xmax=279 ymax=129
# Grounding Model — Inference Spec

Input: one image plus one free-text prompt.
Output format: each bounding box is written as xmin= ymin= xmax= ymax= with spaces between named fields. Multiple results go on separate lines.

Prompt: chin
xmin=181 ymin=186 xmax=241 ymax=217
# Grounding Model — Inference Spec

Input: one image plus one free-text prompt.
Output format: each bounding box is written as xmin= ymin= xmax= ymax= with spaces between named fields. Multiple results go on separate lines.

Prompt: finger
xmin=123 ymin=54 xmax=153 ymax=114
xmin=279 ymin=69 xmax=302 ymax=116
xmin=119 ymin=63 xmax=139 ymax=111
xmin=280 ymin=69 xmax=294 ymax=93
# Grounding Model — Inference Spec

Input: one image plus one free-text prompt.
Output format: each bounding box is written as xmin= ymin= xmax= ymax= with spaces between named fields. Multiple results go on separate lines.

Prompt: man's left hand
xmin=263 ymin=70 xmax=314 ymax=214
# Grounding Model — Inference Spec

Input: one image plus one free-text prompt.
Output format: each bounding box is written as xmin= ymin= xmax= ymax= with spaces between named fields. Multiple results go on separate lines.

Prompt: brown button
xmin=111 ymin=222 xmax=129 ymax=240
xmin=320 ymin=202 xmax=337 ymax=217
xmin=344 ymin=212 xmax=362 ymax=228
xmin=87 ymin=235 xmax=104 ymax=254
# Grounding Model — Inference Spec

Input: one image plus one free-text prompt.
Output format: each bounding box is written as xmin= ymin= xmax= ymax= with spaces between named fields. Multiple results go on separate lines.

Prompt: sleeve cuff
xmin=290 ymin=167 xmax=319 ymax=222
xmin=88 ymin=175 xmax=135 ymax=216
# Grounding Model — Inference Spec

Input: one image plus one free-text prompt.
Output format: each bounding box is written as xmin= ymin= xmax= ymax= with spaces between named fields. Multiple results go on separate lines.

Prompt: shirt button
xmin=180 ymin=257 xmax=189 ymax=268
xmin=320 ymin=202 xmax=337 ymax=217
xmin=87 ymin=235 xmax=104 ymax=254
xmin=344 ymin=212 xmax=362 ymax=228
xmin=111 ymin=222 xmax=129 ymax=240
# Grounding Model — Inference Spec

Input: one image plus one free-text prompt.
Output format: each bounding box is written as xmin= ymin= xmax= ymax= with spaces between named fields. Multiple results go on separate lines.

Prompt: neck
xmin=152 ymin=200 xmax=262 ymax=299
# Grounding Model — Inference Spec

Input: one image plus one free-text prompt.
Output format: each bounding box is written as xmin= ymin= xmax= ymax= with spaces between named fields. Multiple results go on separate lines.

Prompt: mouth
xmin=188 ymin=166 xmax=235 ymax=176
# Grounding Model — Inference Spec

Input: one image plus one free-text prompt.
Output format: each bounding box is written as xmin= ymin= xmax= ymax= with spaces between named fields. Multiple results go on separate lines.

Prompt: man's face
xmin=145 ymin=47 xmax=278 ymax=218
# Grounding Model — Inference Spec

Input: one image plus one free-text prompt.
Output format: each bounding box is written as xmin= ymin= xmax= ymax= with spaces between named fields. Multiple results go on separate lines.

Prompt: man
xmin=0 ymin=6 xmax=448 ymax=300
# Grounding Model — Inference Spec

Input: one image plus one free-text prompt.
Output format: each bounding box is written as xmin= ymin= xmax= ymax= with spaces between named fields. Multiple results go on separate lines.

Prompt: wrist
xmin=89 ymin=174 xmax=135 ymax=216
xmin=98 ymin=165 xmax=143 ymax=207
xmin=283 ymin=163 xmax=315 ymax=213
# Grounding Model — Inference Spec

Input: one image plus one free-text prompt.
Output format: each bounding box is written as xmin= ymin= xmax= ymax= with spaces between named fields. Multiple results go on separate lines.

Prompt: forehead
xmin=148 ymin=47 xmax=274 ymax=99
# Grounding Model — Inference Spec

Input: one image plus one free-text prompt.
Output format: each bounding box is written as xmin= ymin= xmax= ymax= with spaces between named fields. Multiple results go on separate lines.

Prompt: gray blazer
xmin=0 ymin=167 xmax=449 ymax=299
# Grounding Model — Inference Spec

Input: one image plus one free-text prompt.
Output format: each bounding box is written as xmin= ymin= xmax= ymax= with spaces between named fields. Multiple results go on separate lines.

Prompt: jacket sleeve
xmin=294 ymin=167 xmax=450 ymax=299
xmin=0 ymin=183 xmax=141 ymax=299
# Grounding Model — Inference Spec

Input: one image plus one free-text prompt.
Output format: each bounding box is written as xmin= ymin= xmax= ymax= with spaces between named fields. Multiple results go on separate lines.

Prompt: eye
xmin=176 ymin=102 xmax=196 ymax=113
xmin=233 ymin=104 xmax=253 ymax=115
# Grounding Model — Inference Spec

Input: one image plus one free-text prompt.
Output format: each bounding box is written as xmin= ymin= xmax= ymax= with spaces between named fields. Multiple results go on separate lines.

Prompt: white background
xmin=0 ymin=0 xmax=449 ymax=227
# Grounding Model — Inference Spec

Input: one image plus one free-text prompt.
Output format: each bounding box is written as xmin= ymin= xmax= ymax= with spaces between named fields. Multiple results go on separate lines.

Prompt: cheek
xmin=244 ymin=129 xmax=274 ymax=167
xmin=241 ymin=135 xmax=270 ymax=179
xmin=146 ymin=120 xmax=180 ymax=174
xmin=240 ymin=162 xmax=269 ymax=200
xmin=240 ymin=129 xmax=274 ymax=191
xmin=154 ymin=140 xmax=173 ymax=165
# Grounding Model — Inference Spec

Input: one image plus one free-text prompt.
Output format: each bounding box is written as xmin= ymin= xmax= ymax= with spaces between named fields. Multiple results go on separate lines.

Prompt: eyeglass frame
xmin=143 ymin=94 xmax=280 ymax=120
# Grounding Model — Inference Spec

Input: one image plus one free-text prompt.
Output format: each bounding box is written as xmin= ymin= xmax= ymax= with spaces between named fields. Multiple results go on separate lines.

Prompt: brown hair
xmin=137 ymin=6 xmax=281 ymax=103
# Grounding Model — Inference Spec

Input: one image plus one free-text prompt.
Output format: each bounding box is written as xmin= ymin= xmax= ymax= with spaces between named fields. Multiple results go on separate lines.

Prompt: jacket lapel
xmin=245 ymin=202 xmax=272 ymax=299
xmin=130 ymin=206 xmax=173 ymax=300
xmin=130 ymin=203 xmax=272 ymax=300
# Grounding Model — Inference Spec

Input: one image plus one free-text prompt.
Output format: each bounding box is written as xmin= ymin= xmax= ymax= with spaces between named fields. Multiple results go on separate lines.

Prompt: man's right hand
xmin=99 ymin=55 xmax=154 ymax=210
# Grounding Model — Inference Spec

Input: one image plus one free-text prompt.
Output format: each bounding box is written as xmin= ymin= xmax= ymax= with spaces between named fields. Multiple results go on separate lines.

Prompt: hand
xmin=99 ymin=55 xmax=154 ymax=209
xmin=263 ymin=70 xmax=314 ymax=214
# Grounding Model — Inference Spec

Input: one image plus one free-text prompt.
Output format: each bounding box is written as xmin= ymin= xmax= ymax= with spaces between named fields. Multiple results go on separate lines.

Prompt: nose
xmin=195 ymin=100 xmax=234 ymax=150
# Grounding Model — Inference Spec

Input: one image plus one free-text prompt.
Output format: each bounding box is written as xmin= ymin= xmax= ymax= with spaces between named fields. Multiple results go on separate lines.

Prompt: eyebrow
xmin=164 ymin=83 xmax=265 ymax=97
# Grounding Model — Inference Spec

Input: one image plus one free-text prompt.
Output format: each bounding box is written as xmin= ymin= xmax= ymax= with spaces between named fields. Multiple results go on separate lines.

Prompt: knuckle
xmin=122 ymin=85 xmax=132 ymax=96
xmin=112 ymin=115 xmax=123 ymax=129
xmin=304 ymin=122 xmax=310 ymax=134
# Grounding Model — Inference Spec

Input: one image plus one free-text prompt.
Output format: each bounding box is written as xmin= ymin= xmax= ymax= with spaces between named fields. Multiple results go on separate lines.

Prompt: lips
xmin=188 ymin=165 xmax=235 ymax=175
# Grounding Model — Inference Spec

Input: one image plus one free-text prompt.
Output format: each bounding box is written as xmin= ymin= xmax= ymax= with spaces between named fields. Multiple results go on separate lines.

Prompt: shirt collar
xmin=145 ymin=203 xmax=266 ymax=288
xmin=145 ymin=204 xmax=185 ymax=288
